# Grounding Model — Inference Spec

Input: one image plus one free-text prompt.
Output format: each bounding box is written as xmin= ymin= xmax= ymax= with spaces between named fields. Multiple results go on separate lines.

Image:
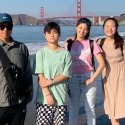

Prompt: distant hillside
xmin=118 ymin=14 xmax=125 ymax=25
xmin=11 ymin=14 xmax=40 ymax=25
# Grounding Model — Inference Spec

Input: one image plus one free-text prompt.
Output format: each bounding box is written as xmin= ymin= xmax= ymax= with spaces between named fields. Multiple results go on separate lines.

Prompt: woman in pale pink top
xmin=65 ymin=18 xmax=105 ymax=125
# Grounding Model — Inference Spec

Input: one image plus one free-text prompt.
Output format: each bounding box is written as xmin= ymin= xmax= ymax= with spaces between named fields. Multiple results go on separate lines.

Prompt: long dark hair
xmin=103 ymin=18 xmax=124 ymax=51
xmin=67 ymin=18 xmax=92 ymax=51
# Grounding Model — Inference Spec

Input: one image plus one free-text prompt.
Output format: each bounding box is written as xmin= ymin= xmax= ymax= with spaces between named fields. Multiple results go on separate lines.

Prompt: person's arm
xmin=39 ymin=52 xmax=72 ymax=88
xmin=84 ymin=53 xmax=105 ymax=86
xmin=32 ymin=49 xmax=55 ymax=106
xmin=66 ymin=36 xmax=75 ymax=42
xmin=39 ymin=74 xmax=68 ymax=88
xmin=52 ymin=75 xmax=68 ymax=83
xmin=38 ymin=74 xmax=54 ymax=106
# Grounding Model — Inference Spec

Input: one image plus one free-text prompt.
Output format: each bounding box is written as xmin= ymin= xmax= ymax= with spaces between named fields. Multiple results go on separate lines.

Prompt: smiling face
xmin=44 ymin=29 xmax=60 ymax=44
xmin=103 ymin=19 xmax=117 ymax=38
xmin=0 ymin=22 xmax=12 ymax=41
xmin=76 ymin=23 xmax=89 ymax=40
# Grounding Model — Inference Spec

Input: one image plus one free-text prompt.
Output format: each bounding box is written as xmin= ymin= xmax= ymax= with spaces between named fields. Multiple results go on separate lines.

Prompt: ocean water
xmin=11 ymin=25 xmax=125 ymax=55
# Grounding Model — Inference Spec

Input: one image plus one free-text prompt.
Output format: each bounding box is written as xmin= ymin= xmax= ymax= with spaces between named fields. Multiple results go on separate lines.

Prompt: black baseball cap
xmin=0 ymin=13 xmax=13 ymax=25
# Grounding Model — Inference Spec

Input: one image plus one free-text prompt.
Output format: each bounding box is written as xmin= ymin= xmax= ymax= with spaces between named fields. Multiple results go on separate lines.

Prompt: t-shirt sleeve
xmin=93 ymin=41 xmax=103 ymax=56
xmin=32 ymin=50 xmax=44 ymax=74
xmin=61 ymin=51 xmax=72 ymax=78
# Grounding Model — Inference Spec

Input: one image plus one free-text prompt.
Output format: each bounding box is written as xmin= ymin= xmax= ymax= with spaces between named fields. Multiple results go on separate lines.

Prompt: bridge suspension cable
xmin=40 ymin=0 xmax=105 ymax=25
xmin=60 ymin=0 xmax=76 ymax=17
xmin=82 ymin=2 xmax=97 ymax=16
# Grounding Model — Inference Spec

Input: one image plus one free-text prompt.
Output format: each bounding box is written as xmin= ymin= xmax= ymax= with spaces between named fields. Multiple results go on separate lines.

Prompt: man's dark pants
xmin=0 ymin=101 xmax=26 ymax=125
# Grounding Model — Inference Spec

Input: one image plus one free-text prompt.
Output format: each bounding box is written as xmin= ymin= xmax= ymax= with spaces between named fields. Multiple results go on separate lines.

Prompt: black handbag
xmin=0 ymin=45 xmax=26 ymax=99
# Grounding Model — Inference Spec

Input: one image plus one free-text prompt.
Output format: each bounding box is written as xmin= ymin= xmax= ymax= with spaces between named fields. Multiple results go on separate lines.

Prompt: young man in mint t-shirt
xmin=33 ymin=22 xmax=72 ymax=125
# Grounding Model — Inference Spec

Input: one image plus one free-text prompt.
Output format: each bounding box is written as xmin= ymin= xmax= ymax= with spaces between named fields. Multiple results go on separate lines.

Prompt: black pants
xmin=0 ymin=101 xmax=26 ymax=125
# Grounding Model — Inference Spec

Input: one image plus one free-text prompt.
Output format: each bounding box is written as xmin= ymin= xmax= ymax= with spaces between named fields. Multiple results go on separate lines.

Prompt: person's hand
xmin=84 ymin=78 xmax=94 ymax=86
xmin=66 ymin=37 xmax=75 ymax=42
xmin=39 ymin=78 xmax=52 ymax=88
xmin=46 ymin=94 xmax=54 ymax=106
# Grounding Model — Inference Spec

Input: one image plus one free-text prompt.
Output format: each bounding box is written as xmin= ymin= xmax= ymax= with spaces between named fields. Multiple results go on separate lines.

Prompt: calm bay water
xmin=11 ymin=25 xmax=125 ymax=55
xmin=12 ymin=25 xmax=125 ymax=43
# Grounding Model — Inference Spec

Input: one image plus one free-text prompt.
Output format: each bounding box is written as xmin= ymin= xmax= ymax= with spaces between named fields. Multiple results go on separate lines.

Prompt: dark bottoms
xmin=36 ymin=103 xmax=67 ymax=125
xmin=0 ymin=101 xmax=26 ymax=125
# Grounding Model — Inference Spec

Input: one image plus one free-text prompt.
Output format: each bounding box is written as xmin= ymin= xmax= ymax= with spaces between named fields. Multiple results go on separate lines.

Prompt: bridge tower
xmin=40 ymin=7 xmax=44 ymax=25
xmin=76 ymin=0 xmax=81 ymax=22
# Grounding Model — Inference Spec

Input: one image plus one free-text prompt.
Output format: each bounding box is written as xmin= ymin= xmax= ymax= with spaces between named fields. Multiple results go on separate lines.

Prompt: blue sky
xmin=0 ymin=0 xmax=125 ymax=19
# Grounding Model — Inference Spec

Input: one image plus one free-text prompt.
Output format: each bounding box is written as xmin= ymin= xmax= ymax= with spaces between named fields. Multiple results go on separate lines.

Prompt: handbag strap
xmin=89 ymin=39 xmax=95 ymax=71
xmin=0 ymin=45 xmax=12 ymax=68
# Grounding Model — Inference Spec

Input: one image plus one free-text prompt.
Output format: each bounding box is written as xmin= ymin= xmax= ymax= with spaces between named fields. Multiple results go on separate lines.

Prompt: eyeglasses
xmin=78 ymin=18 xmax=92 ymax=26
xmin=0 ymin=25 xmax=13 ymax=30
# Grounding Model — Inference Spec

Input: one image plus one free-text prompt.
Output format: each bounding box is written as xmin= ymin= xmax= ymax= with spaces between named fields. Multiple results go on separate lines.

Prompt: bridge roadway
xmin=44 ymin=16 xmax=120 ymax=20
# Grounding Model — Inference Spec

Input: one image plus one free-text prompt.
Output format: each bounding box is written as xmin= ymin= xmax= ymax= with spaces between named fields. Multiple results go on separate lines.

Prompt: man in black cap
xmin=0 ymin=13 xmax=33 ymax=125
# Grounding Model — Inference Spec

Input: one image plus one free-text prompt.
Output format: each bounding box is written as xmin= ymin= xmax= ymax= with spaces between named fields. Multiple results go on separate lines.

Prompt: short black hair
xmin=44 ymin=22 xmax=60 ymax=36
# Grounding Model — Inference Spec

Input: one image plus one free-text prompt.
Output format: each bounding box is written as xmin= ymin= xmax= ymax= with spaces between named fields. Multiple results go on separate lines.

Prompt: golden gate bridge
xmin=40 ymin=0 xmax=120 ymax=25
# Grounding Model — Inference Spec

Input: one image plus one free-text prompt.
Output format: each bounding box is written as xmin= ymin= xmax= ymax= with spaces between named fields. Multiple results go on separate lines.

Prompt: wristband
xmin=51 ymin=79 xmax=55 ymax=84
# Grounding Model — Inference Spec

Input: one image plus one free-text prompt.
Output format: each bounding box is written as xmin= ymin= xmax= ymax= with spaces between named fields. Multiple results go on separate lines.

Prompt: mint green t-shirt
xmin=33 ymin=47 xmax=72 ymax=106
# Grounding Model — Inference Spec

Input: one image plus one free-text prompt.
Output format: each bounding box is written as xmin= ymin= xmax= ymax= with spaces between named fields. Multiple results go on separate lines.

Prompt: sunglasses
xmin=0 ymin=25 xmax=13 ymax=30
xmin=78 ymin=18 xmax=92 ymax=26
